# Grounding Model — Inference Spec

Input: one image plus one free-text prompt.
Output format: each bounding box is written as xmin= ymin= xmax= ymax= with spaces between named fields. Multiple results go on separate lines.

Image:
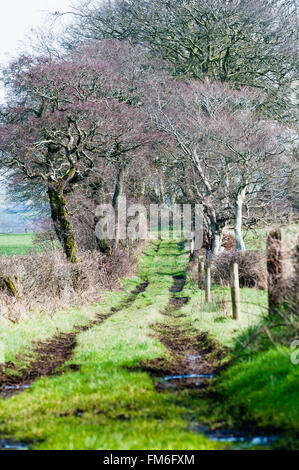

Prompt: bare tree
xmin=149 ymin=80 xmax=295 ymax=253
xmin=68 ymin=0 xmax=299 ymax=121
xmin=0 ymin=41 xmax=158 ymax=261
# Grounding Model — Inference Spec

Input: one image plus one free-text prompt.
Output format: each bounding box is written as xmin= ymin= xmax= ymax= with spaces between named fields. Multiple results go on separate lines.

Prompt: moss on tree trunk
xmin=48 ymin=187 xmax=78 ymax=263
xmin=0 ymin=276 xmax=19 ymax=297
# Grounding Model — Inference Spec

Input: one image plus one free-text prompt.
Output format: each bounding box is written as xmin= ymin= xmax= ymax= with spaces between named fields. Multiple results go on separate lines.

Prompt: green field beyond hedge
xmin=0 ymin=233 xmax=35 ymax=256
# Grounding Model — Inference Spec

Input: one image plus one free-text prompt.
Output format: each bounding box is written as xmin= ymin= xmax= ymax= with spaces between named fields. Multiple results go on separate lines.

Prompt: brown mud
xmin=0 ymin=279 xmax=149 ymax=398
xmin=135 ymin=272 xmax=226 ymax=391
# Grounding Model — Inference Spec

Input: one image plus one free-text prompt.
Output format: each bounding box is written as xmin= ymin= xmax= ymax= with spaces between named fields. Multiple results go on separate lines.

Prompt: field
xmin=0 ymin=223 xmax=297 ymax=257
xmin=0 ymin=233 xmax=35 ymax=256
xmin=244 ymin=222 xmax=299 ymax=251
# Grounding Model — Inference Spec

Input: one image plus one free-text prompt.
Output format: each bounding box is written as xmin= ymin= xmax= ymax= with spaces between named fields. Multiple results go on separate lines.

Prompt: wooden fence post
xmin=205 ymin=262 xmax=211 ymax=303
xmin=267 ymin=228 xmax=284 ymax=316
xmin=230 ymin=262 xmax=240 ymax=320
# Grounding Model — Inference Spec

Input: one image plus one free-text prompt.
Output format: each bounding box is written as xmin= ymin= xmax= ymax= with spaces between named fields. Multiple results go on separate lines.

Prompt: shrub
xmin=0 ymin=247 xmax=137 ymax=322
xmin=211 ymin=250 xmax=267 ymax=289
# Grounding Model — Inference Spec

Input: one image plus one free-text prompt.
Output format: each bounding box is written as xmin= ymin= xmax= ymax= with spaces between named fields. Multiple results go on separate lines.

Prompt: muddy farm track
xmin=0 ymin=240 xmax=296 ymax=450
xmin=135 ymin=273 xmax=224 ymax=392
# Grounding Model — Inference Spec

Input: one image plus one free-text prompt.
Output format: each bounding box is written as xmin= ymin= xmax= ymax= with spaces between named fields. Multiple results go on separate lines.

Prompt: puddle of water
xmin=0 ymin=439 xmax=28 ymax=450
xmin=164 ymin=373 xmax=214 ymax=381
xmin=250 ymin=436 xmax=279 ymax=446
xmin=208 ymin=433 xmax=278 ymax=445
xmin=3 ymin=384 xmax=31 ymax=391
xmin=186 ymin=355 xmax=202 ymax=361
xmin=195 ymin=426 xmax=279 ymax=447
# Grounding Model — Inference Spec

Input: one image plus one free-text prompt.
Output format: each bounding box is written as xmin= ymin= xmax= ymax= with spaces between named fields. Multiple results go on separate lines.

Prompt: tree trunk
xmin=204 ymin=262 xmax=211 ymax=303
xmin=159 ymin=175 xmax=165 ymax=204
xmin=209 ymin=218 xmax=224 ymax=256
xmin=112 ymin=165 xmax=126 ymax=209
xmin=93 ymin=166 xmax=125 ymax=255
xmin=212 ymin=231 xmax=221 ymax=254
xmin=48 ymin=187 xmax=78 ymax=263
xmin=198 ymin=257 xmax=205 ymax=289
xmin=234 ymin=188 xmax=246 ymax=251
xmin=112 ymin=165 xmax=126 ymax=246
xmin=0 ymin=276 xmax=20 ymax=298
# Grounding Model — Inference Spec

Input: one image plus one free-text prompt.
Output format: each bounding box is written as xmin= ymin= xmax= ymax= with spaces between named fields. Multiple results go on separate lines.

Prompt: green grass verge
xmin=217 ymin=346 xmax=299 ymax=432
xmin=180 ymin=282 xmax=267 ymax=349
xmin=181 ymin=276 xmax=298 ymax=434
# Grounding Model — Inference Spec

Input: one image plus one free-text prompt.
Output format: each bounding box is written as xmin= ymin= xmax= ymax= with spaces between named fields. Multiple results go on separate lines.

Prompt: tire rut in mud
xmin=0 ymin=279 xmax=149 ymax=398
xmin=136 ymin=270 xmax=225 ymax=391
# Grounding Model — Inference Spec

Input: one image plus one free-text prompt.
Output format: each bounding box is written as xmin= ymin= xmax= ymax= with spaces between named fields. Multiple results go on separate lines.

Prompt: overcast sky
xmin=0 ymin=1 xmax=73 ymax=102
xmin=0 ymin=1 xmax=74 ymax=213
xmin=0 ymin=1 xmax=74 ymax=63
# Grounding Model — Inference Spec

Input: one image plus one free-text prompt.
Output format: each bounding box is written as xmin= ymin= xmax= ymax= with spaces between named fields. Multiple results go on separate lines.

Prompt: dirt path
xmin=136 ymin=273 xmax=225 ymax=391
xmin=0 ymin=279 xmax=149 ymax=398
xmin=0 ymin=240 xmax=288 ymax=450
